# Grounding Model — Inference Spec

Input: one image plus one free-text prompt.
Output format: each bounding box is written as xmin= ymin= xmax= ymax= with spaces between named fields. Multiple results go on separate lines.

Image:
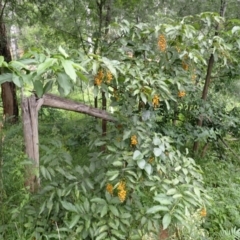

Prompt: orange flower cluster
xmin=131 ymin=135 xmax=138 ymax=146
xmin=106 ymin=183 xmax=113 ymax=195
xmin=158 ymin=34 xmax=167 ymax=52
xmin=200 ymin=208 xmax=207 ymax=217
xmin=182 ymin=61 xmax=189 ymax=71
xmin=117 ymin=181 xmax=127 ymax=202
xmin=94 ymin=69 xmax=104 ymax=86
xmin=178 ymin=91 xmax=186 ymax=98
xmin=106 ymin=71 xmax=113 ymax=83
xmin=152 ymin=95 xmax=160 ymax=108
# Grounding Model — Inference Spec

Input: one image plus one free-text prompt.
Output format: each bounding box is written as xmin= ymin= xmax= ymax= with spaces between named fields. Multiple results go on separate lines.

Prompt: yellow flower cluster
xmin=176 ymin=46 xmax=181 ymax=53
xmin=200 ymin=208 xmax=207 ymax=217
xmin=131 ymin=135 xmax=138 ymax=146
xmin=106 ymin=183 xmax=113 ymax=195
xmin=106 ymin=71 xmax=113 ymax=83
xmin=117 ymin=181 xmax=127 ymax=202
xmin=178 ymin=91 xmax=186 ymax=98
xmin=94 ymin=70 xmax=104 ymax=86
xmin=182 ymin=61 xmax=189 ymax=71
xmin=152 ymin=95 xmax=160 ymax=108
xmin=158 ymin=34 xmax=167 ymax=52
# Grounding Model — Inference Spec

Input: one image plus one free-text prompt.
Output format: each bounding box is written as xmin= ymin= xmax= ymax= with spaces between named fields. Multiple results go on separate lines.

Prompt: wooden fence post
xmin=22 ymin=95 xmax=43 ymax=192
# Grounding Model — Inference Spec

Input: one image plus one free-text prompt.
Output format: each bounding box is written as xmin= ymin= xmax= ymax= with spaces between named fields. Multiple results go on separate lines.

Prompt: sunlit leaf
xmin=33 ymin=80 xmax=43 ymax=97
xmin=162 ymin=213 xmax=171 ymax=230
xmin=61 ymin=59 xmax=77 ymax=82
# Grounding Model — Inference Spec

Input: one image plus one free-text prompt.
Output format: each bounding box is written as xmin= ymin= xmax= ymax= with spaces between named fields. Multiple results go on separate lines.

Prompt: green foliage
xmin=217 ymin=227 xmax=240 ymax=240
xmin=1 ymin=3 xmax=240 ymax=239
xmin=201 ymin=158 xmax=240 ymax=237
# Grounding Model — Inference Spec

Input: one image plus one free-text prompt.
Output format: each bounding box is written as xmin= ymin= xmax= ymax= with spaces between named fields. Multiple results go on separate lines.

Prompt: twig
xmin=14 ymin=222 xmax=21 ymax=239
xmin=219 ymin=136 xmax=240 ymax=161
xmin=55 ymin=221 xmax=61 ymax=240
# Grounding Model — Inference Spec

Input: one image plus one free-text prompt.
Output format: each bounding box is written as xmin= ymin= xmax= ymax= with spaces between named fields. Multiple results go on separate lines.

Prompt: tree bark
xmin=42 ymin=93 xmax=115 ymax=121
xmin=0 ymin=4 xmax=19 ymax=123
xmin=22 ymin=95 xmax=42 ymax=192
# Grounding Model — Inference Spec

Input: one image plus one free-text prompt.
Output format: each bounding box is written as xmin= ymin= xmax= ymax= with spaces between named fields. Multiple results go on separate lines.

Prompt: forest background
xmin=1 ymin=0 xmax=240 ymax=239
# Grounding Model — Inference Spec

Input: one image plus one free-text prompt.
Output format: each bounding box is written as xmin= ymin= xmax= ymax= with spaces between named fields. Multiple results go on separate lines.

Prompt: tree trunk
xmin=193 ymin=0 xmax=227 ymax=155
xmin=0 ymin=5 xmax=19 ymax=123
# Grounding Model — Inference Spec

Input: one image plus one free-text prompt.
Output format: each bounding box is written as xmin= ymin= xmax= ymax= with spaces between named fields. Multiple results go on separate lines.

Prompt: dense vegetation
xmin=1 ymin=0 xmax=240 ymax=239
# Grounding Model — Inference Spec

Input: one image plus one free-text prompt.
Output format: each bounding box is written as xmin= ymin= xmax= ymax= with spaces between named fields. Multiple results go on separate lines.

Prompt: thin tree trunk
xmin=193 ymin=0 xmax=227 ymax=154
xmin=101 ymin=0 xmax=112 ymax=140
xmin=0 ymin=4 xmax=18 ymax=123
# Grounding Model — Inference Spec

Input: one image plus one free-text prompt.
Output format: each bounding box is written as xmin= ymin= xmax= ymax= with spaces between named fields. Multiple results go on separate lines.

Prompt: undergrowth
xmin=1 ymin=108 xmax=240 ymax=239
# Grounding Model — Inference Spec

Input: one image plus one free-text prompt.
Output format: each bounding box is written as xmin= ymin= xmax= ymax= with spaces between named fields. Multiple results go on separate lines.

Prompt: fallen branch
xmin=41 ymin=93 xmax=116 ymax=122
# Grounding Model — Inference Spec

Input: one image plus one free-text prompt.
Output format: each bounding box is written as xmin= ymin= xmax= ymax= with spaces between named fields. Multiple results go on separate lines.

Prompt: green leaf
xmin=83 ymin=199 xmax=90 ymax=212
xmin=144 ymin=163 xmax=153 ymax=175
xmin=154 ymin=147 xmax=162 ymax=157
xmin=166 ymin=188 xmax=177 ymax=195
xmin=120 ymin=213 xmax=131 ymax=219
xmin=146 ymin=205 xmax=169 ymax=214
xmin=100 ymin=205 xmax=108 ymax=217
xmin=232 ymin=26 xmax=240 ymax=34
xmin=175 ymin=166 xmax=181 ymax=171
xmin=109 ymin=172 xmax=119 ymax=181
xmin=140 ymin=92 xmax=147 ymax=104
xmin=133 ymin=150 xmax=142 ymax=160
xmin=137 ymin=159 xmax=146 ymax=169
xmin=0 ymin=73 xmax=12 ymax=84
xmin=162 ymin=213 xmax=171 ymax=230
xmin=102 ymin=57 xmax=118 ymax=79
xmin=61 ymin=59 xmax=77 ymax=82
xmin=9 ymin=60 xmax=26 ymax=70
xmin=153 ymin=136 xmax=161 ymax=145
xmin=92 ymin=60 xmax=99 ymax=75
xmin=37 ymin=58 xmax=56 ymax=75
xmin=59 ymin=46 xmax=69 ymax=58
xmin=112 ymin=161 xmax=123 ymax=167
xmin=69 ymin=215 xmax=80 ymax=229
xmin=123 ymin=130 xmax=131 ymax=141
xmin=57 ymin=72 xmax=72 ymax=96
xmin=98 ymin=225 xmax=108 ymax=234
xmin=96 ymin=231 xmax=108 ymax=240
xmin=33 ymin=80 xmax=43 ymax=97
xmin=91 ymin=198 xmax=106 ymax=205
xmin=60 ymin=201 xmax=78 ymax=213
xmin=109 ymin=205 xmax=119 ymax=217
xmin=43 ymin=80 xmax=53 ymax=93
xmin=12 ymin=74 xmax=22 ymax=87
xmin=153 ymin=196 xmax=172 ymax=205
xmin=193 ymin=187 xmax=201 ymax=198
xmin=39 ymin=201 xmax=46 ymax=215
xmin=76 ymin=71 xmax=88 ymax=82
